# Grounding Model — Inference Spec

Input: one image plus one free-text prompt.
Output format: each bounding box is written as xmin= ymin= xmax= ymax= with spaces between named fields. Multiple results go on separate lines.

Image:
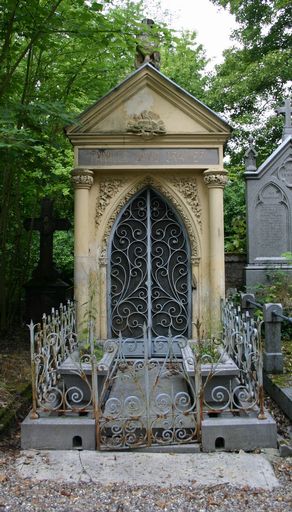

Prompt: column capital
xmin=71 ymin=168 xmax=94 ymax=189
xmin=203 ymin=168 xmax=228 ymax=189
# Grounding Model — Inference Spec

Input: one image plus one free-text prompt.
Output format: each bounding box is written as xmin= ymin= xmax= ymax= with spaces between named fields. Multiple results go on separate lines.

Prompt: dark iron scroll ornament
xmin=110 ymin=188 xmax=191 ymax=339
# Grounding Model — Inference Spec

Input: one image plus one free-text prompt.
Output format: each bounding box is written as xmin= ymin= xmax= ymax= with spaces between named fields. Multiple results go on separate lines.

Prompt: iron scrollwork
xmin=110 ymin=188 xmax=191 ymax=340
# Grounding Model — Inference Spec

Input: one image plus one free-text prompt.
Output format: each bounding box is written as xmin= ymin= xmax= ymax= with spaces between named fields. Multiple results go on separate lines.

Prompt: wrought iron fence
xmin=28 ymin=301 xmax=95 ymax=418
xmin=28 ymin=298 xmax=267 ymax=447
xmin=96 ymin=328 xmax=201 ymax=450
xmin=216 ymin=298 xmax=265 ymax=417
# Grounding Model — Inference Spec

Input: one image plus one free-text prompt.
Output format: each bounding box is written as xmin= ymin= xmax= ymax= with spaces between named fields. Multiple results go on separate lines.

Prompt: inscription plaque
xmin=255 ymin=203 xmax=288 ymax=257
xmin=78 ymin=148 xmax=219 ymax=167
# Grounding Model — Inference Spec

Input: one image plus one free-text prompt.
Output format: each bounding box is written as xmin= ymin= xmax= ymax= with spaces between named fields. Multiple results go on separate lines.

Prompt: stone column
xmin=203 ymin=168 xmax=228 ymax=334
xmin=71 ymin=168 xmax=94 ymax=336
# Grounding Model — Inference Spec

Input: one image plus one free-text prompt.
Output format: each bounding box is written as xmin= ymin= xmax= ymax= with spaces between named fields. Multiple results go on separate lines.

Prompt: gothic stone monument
xmin=24 ymin=197 xmax=72 ymax=321
xmin=65 ymin=63 xmax=231 ymax=341
xmin=245 ymin=99 xmax=292 ymax=287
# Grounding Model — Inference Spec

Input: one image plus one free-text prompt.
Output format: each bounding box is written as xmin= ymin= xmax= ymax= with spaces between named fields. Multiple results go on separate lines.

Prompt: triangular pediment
xmin=66 ymin=64 xmax=231 ymax=139
xmin=256 ymin=137 xmax=292 ymax=179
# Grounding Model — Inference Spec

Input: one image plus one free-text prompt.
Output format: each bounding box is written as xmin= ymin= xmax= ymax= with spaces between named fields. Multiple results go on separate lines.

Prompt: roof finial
xmin=135 ymin=19 xmax=160 ymax=70
xmin=245 ymin=135 xmax=257 ymax=172
xmin=276 ymin=98 xmax=292 ymax=140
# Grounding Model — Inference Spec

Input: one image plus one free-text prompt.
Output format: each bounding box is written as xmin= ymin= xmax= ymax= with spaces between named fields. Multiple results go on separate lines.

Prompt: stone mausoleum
xmin=21 ymin=43 xmax=278 ymax=452
xmin=66 ymin=63 xmax=231 ymax=341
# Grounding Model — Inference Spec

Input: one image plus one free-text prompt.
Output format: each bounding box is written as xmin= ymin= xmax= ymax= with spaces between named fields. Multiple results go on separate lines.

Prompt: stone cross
xmin=24 ymin=197 xmax=71 ymax=280
xmin=276 ymin=98 xmax=292 ymax=139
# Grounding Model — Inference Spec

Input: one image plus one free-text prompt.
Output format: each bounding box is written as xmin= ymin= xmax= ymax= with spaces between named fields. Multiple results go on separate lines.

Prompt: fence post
xmin=263 ymin=303 xmax=284 ymax=374
xmin=28 ymin=320 xmax=39 ymax=419
xmin=240 ymin=293 xmax=256 ymax=317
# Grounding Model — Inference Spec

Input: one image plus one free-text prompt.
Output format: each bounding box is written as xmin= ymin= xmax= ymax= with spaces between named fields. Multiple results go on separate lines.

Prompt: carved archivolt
xmin=96 ymin=175 xmax=201 ymax=260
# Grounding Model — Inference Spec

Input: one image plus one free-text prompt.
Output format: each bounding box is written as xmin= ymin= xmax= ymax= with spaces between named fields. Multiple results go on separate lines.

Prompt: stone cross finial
xmin=24 ymin=197 xmax=71 ymax=280
xmin=276 ymin=98 xmax=292 ymax=140
xmin=245 ymin=135 xmax=257 ymax=172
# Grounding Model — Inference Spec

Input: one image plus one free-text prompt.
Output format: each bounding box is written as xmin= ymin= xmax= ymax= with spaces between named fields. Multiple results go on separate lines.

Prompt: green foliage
xmin=209 ymin=0 xmax=291 ymax=257
xmin=255 ymin=253 xmax=292 ymax=316
xmin=160 ymin=30 xmax=209 ymax=100
xmin=0 ymin=0 xmax=147 ymax=330
xmin=224 ymin=165 xmax=246 ymax=253
xmin=252 ymin=252 xmax=292 ymax=342
xmin=209 ymin=0 xmax=292 ymax=161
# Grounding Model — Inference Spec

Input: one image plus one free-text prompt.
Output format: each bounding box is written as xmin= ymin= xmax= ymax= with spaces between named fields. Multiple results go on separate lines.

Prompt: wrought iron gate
xmin=109 ymin=188 xmax=192 ymax=356
xmin=96 ymin=328 xmax=200 ymax=450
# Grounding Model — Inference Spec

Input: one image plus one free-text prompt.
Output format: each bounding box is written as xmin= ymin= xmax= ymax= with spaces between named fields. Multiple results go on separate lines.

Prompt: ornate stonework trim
xmin=126 ymin=110 xmax=166 ymax=138
xmin=96 ymin=177 xmax=125 ymax=227
xmin=97 ymin=175 xmax=201 ymax=261
xmin=276 ymin=157 xmax=292 ymax=188
xmin=203 ymin=168 xmax=228 ymax=188
xmin=169 ymin=177 xmax=202 ymax=232
xmin=72 ymin=168 xmax=94 ymax=189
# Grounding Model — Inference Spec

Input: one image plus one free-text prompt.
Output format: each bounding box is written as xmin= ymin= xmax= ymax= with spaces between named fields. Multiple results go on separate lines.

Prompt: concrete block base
xmin=21 ymin=414 xmax=96 ymax=450
xmin=202 ymin=411 xmax=277 ymax=452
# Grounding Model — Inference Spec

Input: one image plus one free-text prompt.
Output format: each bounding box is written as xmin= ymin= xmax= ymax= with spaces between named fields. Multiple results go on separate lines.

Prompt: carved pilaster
xmin=72 ymin=168 xmax=94 ymax=189
xmin=203 ymin=168 xmax=228 ymax=189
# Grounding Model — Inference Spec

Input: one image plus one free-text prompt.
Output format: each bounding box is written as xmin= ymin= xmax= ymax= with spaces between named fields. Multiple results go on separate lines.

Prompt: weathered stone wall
xmin=225 ymin=253 xmax=246 ymax=293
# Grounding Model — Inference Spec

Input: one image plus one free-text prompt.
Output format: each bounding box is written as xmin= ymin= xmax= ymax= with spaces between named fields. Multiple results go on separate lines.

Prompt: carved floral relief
xmin=126 ymin=110 xmax=166 ymax=138
xmin=96 ymin=178 xmax=125 ymax=227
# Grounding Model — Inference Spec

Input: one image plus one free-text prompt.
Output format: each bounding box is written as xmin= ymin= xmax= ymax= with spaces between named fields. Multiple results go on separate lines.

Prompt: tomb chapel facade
xmin=65 ymin=63 xmax=231 ymax=343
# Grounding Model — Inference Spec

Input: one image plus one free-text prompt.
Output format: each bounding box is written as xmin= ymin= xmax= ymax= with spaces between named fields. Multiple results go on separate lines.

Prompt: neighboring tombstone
xmin=24 ymin=197 xmax=72 ymax=322
xmin=245 ymin=99 xmax=292 ymax=287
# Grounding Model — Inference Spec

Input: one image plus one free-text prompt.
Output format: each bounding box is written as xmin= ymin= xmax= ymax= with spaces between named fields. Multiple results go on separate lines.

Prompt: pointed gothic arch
xmin=107 ymin=187 xmax=192 ymax=343
xmin=97 ymin=175 xmax=202 ymax=262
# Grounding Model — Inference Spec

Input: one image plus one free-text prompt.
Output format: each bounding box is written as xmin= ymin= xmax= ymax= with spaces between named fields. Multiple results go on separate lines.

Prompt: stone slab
xmin=264 ymin=373 xmax=292 ymax=420
xmin=21 ymin=416 xmax=96 ymax=451
xmin=246 ymin=265 xmax=292 ymax=288
xmin=201 ymin=412 xmax=277 ymax=452
xmin=15 ymin=450 xmax=280 ymax=489
xmin=78 ymin=148 xmax=219 ymax=167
